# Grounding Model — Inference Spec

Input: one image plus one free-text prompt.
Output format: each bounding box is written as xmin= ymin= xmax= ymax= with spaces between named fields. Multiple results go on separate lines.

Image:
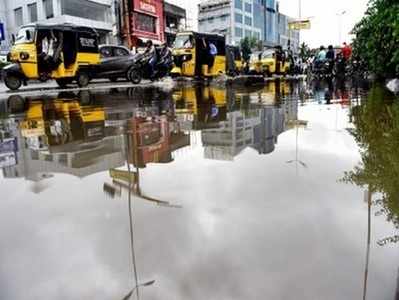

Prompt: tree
xmin=343 ymin=86 xmax=399 ymax=228
xmin=240 ymin=36 xmax=262 ymax=63
xmin=352 ymin=0 xmax=399 ymax=79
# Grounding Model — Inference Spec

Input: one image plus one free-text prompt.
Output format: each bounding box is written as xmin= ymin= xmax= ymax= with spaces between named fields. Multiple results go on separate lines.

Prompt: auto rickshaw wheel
xmin=263 ymin=70 xmax=272 ymax=78
xmin=76 ymin=72 xmax=90 ymax=87
xmin=4 ymin=75 xmax=22 ymax=91
xmin=8 ymin=95 xmax=25 ymax=113
xmin=56 ymin=78 xmax=73 ymax=88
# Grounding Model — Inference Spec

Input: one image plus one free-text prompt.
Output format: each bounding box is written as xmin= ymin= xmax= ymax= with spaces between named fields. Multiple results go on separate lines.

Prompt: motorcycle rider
xmin=342 ymin=42 xmax=352 ymax=61
xmin=326 ymin=45 xmax=335 ymax=73
xmin=158 ymin=43 xmax=172 ymax=77
xmin=159 ymin=43 xmax=172 ymax=65
xmin=144 ymin=40 xmax=157 ymax=79
xmin=317 ymin=46 xmax=327 ymax=61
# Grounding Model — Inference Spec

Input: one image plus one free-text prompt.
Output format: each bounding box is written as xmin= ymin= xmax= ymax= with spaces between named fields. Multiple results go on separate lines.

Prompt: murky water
xmin=0 ymin=80 xmax=398 ymax=300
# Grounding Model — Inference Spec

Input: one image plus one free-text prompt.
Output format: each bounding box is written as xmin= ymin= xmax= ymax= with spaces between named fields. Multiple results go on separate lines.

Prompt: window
xmin=114 ymin=47 xmax=129 ymax=56
xmin=28 ymin=3 xmax=38 ymax=22
xmin=134 ymin=12 xmax=156 ymax=33
xmin=244 ymin=16 xmax=252 ymax=26
xmin=245 ymin=2 xmax=252 ymax=13
xmin=43 ymin=0 xmax=54 ymax=19
xmin=235 ymin=13 xmax=242 ymax=24
xmin=14 ymin=7 xmax=23 ymax=27
xmin=100 ymin=47 xmax=112 ymax=58
xmin=220 ymin=15 xmax=227 ymax=22
xmin=235 ymin=0 xmax=242 ymax=10
xmin=15 ymin=26 xmax=35 ymax=44
xmin=245 ymin=30 xmax=252 ymax=37
xmin=235 ymin=27 xmax=242 ymax=37
xmin=61 ymin=0 xmax=109 ymax=22
xmin=208 ymin=17 xmax=214 ymax=24
xmin=254 ymin=31 xmax=260 ymax=40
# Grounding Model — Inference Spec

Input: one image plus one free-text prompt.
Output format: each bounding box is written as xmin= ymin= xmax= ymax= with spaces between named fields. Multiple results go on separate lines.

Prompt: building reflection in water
xmin=173 ymin=81 xmax=299 ymax=161
xmin=0 ymin=81 xmax=301 ymax=182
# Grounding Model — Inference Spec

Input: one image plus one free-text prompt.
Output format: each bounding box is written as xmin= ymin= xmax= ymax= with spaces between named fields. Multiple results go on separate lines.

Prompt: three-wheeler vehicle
xmin=248 ymin=48 xmax=291 ymax=77
xmin=3 ymin=23 xmax=100 ymax=90
xmin=170 ymin=31 xmax=242 ymax=79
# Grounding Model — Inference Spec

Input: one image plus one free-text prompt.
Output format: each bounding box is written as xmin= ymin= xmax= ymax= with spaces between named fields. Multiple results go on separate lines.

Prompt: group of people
xmin=311 ymin=42 xmax=353 ymax=75
xmin=316 ymin=42 xmax=352 ymax=62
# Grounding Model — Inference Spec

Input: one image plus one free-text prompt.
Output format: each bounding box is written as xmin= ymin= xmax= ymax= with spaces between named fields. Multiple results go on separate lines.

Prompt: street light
xmin=122 ymin=280 xmax=156 ymax=300
xmin=336 ymin=10 xmax=347 ymax=45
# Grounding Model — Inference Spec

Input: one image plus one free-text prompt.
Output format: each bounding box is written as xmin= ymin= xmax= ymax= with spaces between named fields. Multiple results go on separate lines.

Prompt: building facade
xmin=277 ymin=12 xmax=300 ymax=53
xmin=198 ymin=0 xmax=266 ymax=45
xmin=198 ymin=0 xmax=298 ymax=50
xmin=164 ymin=1 xmax=186 ymax=46
xmin=0 ymin=0 xmax=115 ymax=52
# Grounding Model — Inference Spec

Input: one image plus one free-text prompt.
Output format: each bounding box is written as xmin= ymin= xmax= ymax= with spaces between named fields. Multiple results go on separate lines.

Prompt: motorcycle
xmin=128 ymin=53 xmax=173 ymax=84
xmin=312 ymin=59 xmax=334 ymax=79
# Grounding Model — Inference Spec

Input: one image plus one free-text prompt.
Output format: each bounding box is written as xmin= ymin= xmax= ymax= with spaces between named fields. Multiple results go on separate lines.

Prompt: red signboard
xmin=131 ymin=0 xmax=165 ymax=44
xmin=133 ymin=0 xmax=158 ymax=16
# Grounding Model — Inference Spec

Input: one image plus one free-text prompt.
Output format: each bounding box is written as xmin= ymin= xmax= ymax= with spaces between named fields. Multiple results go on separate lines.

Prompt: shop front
xmin=130 ymin=0 xmax=165 ymax=47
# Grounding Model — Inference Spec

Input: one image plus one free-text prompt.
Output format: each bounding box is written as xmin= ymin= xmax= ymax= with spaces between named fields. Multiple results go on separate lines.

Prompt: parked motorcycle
xmin=128 ymin=53 xmax=173 ymax=84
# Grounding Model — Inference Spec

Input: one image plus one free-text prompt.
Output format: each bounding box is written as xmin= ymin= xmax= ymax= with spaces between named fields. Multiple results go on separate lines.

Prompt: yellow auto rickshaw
xmin=170 ymin=31 xmax=242 ymax=78
xmin=249 ymin=48 xmax=291 ymax=77
xmin=3 ymin=23 xmax=100 ymax=90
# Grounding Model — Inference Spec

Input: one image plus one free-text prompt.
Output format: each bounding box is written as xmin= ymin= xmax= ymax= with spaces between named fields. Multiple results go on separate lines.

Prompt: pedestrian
xmin=208 ymin=41 xmax=217 ymax=70
xmin=342 ymin=42 xmax=352 ymax=61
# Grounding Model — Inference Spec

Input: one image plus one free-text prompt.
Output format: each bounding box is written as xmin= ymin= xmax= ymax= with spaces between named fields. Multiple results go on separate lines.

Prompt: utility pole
xmin=298 ymin=0 xmax=302 ymax=20
xmin=337 ymin=10 xmax=346 ymax=46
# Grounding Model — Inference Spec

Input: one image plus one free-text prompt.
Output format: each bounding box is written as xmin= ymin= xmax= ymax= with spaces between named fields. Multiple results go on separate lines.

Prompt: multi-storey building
xmin=0 ymin=0 xmax=115 ymax=51
xmin=198 ymin=0 xmax=267 ymax=45
xmin=164 ymin=1 xmax=186 ymax=46
xmin=198 ymin=0 xmax=299 ymax=51
xmin=277 ymin=12 xmax=300 ymax=53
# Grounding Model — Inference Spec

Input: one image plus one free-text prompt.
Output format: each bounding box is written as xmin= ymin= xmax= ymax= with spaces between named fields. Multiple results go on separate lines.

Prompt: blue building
xmin=198 ymin=0 xmax=297 ymax=50
xmin=198 ymin=0 xmax=265 ymax=45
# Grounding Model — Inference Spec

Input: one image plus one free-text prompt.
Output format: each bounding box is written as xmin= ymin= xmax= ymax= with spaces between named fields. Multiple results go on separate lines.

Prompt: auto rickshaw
xmin=3 ymin=23 xmax=100 ymax=90
xmin=19 ymin=97 xmax=105 ymax=147
xmin=248 ymin=48 xmax=291 ymax=77
xmin=170 ymin=31 xmax=241 ymax=78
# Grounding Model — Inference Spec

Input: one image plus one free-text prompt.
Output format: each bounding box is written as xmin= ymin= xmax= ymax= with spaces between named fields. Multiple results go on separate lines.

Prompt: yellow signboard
xmin=288 ymin=20 xmax=311 ymax=30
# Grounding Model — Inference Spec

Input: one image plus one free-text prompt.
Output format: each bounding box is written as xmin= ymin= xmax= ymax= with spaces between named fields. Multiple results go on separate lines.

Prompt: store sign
xmin=288 ymin=20 xmax=311 ymax=30
xmin=136 ymin=0 xmax=156 ymax=14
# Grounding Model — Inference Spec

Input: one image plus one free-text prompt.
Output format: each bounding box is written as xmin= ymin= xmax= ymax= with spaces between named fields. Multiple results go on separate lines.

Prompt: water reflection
xmin=0 ymin=82 xmax=301 ymax=181
xmin=342 ymin=85 xmax=399 ymax=300
xmin=1 ymin=80 xmax=398 ymax=300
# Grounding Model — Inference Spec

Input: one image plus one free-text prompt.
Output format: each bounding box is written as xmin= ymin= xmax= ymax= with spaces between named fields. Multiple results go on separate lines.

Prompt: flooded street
xmin=0 ymin=80 xmax=398 ymax=300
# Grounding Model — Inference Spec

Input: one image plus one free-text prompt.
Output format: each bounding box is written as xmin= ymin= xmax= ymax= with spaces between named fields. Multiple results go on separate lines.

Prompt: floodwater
xmin=0 ymin=80 xmax=398 ymax=300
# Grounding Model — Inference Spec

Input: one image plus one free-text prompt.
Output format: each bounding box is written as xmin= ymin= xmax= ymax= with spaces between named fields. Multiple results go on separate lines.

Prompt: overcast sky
xmin=167 ymin=0 xmax=370 ymax=47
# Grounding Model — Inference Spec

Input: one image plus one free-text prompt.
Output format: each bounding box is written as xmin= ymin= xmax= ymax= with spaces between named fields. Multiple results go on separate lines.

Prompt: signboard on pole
xmin=288 ymin=20 xmax=311 ymax=30
xmin=0 ymin=23 xmax=5 ymax=41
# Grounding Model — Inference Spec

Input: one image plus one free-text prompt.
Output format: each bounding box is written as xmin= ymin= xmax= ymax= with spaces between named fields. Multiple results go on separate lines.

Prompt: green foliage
xmin=240 ymin=37 xmax=261 ymax=62
xmin=344 ymin=86 xmax=399 ymax=228
xmin=352 ymin=0 xmax=399 ymax=79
